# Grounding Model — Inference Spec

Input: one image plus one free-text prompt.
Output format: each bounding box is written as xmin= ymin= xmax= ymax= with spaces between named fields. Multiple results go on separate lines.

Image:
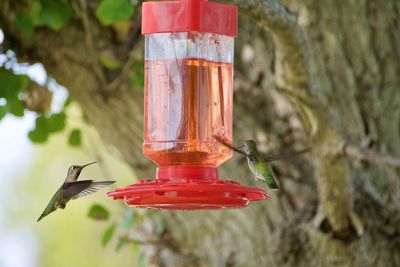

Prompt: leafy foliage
xmin=106 ymin=209 xmax=136 ymax=252
xmin=15 ymin=12 xmax=35 ymax=38
xmin=0 ymin=68 xmax=30 ymax=117
xmin=68 ymin=129 xmax=82 ymax=147
xmin=15 ymin=0 xmax=72 ymax=37
xmin=88 ymin=204 xmax=110 ymax=221
xmin=93 ymin=208 xmax=139 ymax=252
xmin=96 ymin=0 xmax=134 ymax=25
xmin=0 ymin=59 xmax=72 ymax=144
xmin=28 ymin=121 xmax=47 ymax=143
xmin=100 ymin=55 xmax=123 ymax=70
xmin=47 ymin=112 xmax=66 ymax=131
xmin=0 ymin=68 xmax=29 ymax=98
xmin=102 ymin=223 xmax=116 ymax=247
xmin=131 ymin=241 xmax=140 ymax=253
xmin=40 ymin=0 xmax=72 ymax=30
xmin=0 ymin=105 xmax=7 ymax=120
xmin=4 ymin=0 xmax=146 ymax=260
xmin=28 ymin=113 xmax=66 ymax=143
xmin=115 ymin=235 xmax=128 ymax=252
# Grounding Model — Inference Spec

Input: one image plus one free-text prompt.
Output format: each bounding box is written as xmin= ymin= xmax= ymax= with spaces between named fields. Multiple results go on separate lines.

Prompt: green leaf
xmin=100 ymin=56 xmax=122 ymax=70
xmin=28 ymin=126 xmax=48 ymax=143
xmin=138 ymin=251 xmax=147 ymax=267
xmin=68 ymin=129 xmax=81 ymax=147
xmin=0 ymin=69 xmax=30 ymax=100
xmin=115 ymin=235 xmax=128 ymax=252
xmin=88 ymin=204 xmax=109 ymax=221
xmin=7 ymin=97 xmax=25 ymax=117
xmin=47 ymin=113 xmax=66 ymax=133
xmin=20 ymin=75 xmax=30 ymax=92
xmin=29 ymin=116 xmax=49 ymax=143
xmin=96 ymin=0 xmax=134 ymax=25
xmin=132 ymin=74 xmax=144 ymax=89
xmin=35 ymin=115 xmax=47 ymax=129
xmin=28 ymin=1 xmax=43 ymax=26
xmin=28 ymin=113 xmax=66 ymax=144
xmin=63 ymin=96 xmax=72 ymax=108
xmin=40 ymin=0 xmax=72 ymax=30
xmin=15 ymin=13 xmax=34 ymax=38
xmin=0 ymin=70 xmax=19 ymax=99
xmin=0 ymin=103 xmax=8 ymax=120
xmin=102 ymin=223 xmax=116 ymax=247
xmin=131 ymin=241 xmax=140 ymax=253
xmin=0 ymin=70 xmax=29 ymax=117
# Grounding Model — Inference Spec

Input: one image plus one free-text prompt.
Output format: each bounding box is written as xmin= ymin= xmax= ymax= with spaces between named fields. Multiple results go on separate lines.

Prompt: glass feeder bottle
xmin=108 ymin=0 xmax=267 ymax=209
xmin=144 ymin=33 xmax=234 ymax=167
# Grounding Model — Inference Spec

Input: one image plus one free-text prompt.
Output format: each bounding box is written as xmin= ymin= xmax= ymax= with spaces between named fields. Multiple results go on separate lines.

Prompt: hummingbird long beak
xmin=81 ymin=161 xmax=96 ymax=169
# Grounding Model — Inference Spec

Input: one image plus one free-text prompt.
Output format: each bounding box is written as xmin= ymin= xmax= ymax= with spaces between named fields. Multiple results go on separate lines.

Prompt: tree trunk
xmin=1 ymin=0 xmax=400 ymax=266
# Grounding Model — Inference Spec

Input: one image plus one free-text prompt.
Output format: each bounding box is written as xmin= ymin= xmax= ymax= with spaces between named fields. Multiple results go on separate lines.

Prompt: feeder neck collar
xmin=157 ymin=166 xmax=218 ymax=181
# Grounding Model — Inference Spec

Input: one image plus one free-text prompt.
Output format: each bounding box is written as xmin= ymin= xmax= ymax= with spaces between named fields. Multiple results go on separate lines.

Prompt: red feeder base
xmin=107 ymin=166 xmax=267 ymax=210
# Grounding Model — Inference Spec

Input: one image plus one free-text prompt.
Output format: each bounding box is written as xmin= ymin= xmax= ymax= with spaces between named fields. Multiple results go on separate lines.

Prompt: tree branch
xmin=343 ymin=144 xmax=400 ymax=168
xmin=108 ymin=7 xmax=143 ymax=92
xmin=72 ymin=0 xmax=108 ymax=95
xmin=229 ymin=0 xmax=313 ymax=94
xmin=108 ymin=46 xmax=137 ymax=91
xmin=229 ymin=0 xmax=324 ymax=137
xmin=230 ymin=0 xmax=358 ymax=235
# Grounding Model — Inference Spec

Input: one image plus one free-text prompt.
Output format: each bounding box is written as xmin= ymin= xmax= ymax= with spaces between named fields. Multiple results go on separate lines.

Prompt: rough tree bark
xmin=1 ymin=0 xmax=400 ymax=266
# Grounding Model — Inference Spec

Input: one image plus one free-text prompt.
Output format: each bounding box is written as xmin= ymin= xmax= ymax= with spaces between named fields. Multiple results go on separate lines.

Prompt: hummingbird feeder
xmin=107 ymin=0 xmax=267 ymax=209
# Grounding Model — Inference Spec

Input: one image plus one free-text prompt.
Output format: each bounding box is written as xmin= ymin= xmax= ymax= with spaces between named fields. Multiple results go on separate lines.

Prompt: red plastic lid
xmin=142 ymin=0 xmax=238 ymax=37
xmin=107 ymin=166 xmax=267 ymax=210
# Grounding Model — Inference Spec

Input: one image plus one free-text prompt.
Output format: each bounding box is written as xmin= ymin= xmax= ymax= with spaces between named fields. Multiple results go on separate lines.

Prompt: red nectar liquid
xmin=143 ymin=58 xmax=233 ymax=166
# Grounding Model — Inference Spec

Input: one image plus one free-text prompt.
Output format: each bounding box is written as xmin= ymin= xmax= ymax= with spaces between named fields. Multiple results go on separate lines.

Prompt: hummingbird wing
xmin=62 ymin=180 xmax=115 ymax=200
xmin=262 ymin=148 xmax=311 ymax=163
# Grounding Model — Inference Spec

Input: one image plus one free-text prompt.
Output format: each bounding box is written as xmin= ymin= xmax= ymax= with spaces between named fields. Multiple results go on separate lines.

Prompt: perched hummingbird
xmin=214 ymin=136 xmax=310 ymax=190
xmin=37 ymin=162 xmax=115 ymax=222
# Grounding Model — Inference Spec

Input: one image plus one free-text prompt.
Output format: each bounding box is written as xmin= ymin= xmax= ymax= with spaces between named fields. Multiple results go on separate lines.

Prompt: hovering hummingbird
xmin=37 ymin=162 xmax=115 ymax=222
xmin=214 ymin=136 xmax=310 ymax=190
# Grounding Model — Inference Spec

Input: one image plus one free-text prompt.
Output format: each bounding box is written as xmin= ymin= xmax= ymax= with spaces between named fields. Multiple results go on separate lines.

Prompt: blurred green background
xmin=0 ymin=103 xmax=138 ymax=267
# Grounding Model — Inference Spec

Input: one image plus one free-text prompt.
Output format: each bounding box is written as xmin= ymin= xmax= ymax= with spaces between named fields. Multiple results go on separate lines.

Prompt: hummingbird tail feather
xmin=37 ymin=207 xmax=55 ymax=222
xmin=37 ymin=214 xmax=45 ymax=222
xmin=267 ymin=178 xmax=279 ymax=190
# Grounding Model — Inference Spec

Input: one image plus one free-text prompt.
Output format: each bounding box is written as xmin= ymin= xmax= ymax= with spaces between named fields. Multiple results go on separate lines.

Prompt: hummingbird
xmin=214 ymin=136 xmax=310 ymax=190
xmin=37 ymin=162 xmax=115 ymax=222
